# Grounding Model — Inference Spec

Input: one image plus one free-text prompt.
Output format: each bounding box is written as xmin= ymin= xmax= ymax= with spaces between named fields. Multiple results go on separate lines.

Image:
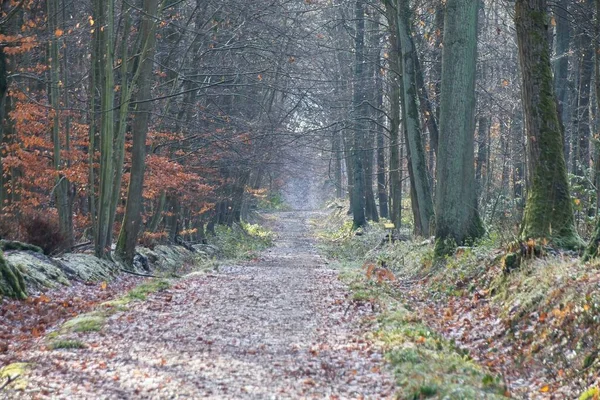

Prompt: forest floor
xmin=1 ymin=211 xmax=396 ymax=399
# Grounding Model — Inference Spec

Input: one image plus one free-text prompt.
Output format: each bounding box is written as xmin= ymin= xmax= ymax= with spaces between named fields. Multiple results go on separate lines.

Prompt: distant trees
xmin=4 ymin=0 xmax=600 ymax=263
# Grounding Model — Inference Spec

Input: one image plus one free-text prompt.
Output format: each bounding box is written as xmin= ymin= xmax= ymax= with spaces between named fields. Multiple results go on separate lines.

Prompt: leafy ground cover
xmin=1 ymin=211 xmax=395 ymax=399
xmin=313 ymin=206 xmax=600 ymax=399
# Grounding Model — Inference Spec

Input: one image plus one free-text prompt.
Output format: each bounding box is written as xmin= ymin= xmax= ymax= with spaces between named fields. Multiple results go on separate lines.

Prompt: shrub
xmin=20 ymin=212 xmax=67 ymax=255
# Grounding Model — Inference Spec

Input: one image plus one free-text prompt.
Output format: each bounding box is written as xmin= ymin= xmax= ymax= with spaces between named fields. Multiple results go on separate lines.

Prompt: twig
xmin=119 ymin=268 xmax=181 ymax=279
xmin=0 ymin=374 xmax=20 ymax=391
xmin=71 ymin=241 xmax=93 ymax=251
xmin=119 ymin=268 xmax=158 ymax=278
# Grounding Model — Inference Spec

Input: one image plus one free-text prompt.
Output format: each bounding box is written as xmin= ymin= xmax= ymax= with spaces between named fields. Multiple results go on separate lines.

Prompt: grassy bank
xmin=313 ymin=207 xmax=600 ymax=398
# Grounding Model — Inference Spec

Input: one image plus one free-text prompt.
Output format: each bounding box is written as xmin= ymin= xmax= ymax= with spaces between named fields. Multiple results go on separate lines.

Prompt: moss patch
xmin=125 ymin=279 xmax=170 ymax=301
xmin=340 ymin=271 xmax=508 ymax=399
xmin=0 ymin=362 xmax=30 ymax=390
xmin=0 ymin=240 xmax=43 ymax=253
xmin=0 ymin=250 xmax=27 ymax=299
xmin=48 ymin=339 xmax=86 ymax=350
xmin=209 ymin=222 xmax=273 ymax=260
xmin=61 ymin=313 xmax=105 ymax=333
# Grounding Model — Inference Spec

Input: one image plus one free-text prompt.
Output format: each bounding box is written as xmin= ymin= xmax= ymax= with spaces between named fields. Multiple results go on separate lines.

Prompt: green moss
xmin=209 ymin=222 xmax=273 ymax=259
xmin=48 ymin=339 xmax=86 ymax=350
xmin=517 ymin=3 xmax=583 ymax=251
xmin=100 ymin=297 xmax=131 ymax=312
xmin=502 ymin=253 xmax=520 ymax=274
xmin=0 ymin=240 xmax=43 ymax=253
xmin=0 ymin=362 xmax=30 ymax=390
xmin=0 ymin=250 xmax=27 ymax=299
xmin=340 ymin=270 xmax=507 ymax=399
xmin=434 ymin=237 xmax=457 ymax=259
xmin=125 ymin=279 xmax=170 ymax=301
xmin=61 ymin=313 xmax=105 ymax=333
xmin=580 ymin=387 xmax=600 ymax=400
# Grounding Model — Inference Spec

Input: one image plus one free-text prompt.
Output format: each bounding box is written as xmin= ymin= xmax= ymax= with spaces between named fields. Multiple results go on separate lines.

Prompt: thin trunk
xmin=384 ymin=0 xmax=402 ymax=229
xmin=95 ymin=0 xmax=116 ymax=258
xmin=115 ymin=0 xmax=161 ymax=266
xmin=48 ymin=0 xmax=73 ymax=248
xmin=351 ymin=0 xmax=366 ymax=229
xmin=397 ymin=0 xmax=434 ymax=237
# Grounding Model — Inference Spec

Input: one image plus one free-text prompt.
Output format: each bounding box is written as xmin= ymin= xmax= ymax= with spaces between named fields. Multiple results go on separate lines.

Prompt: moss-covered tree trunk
xmin=515 ymin=0 xmax=582 ymax=249
xmin=434 ymin=0 xmax=484 ymax=256
xmin=397 ymin=0 xmax=434 ymax=237
xmin=0 ymin=250 xmax=26 ymax=299
xmin=552 ymin=0 xmax=571 ymax=162
xmin=584 ymin=0 xmax=600 ymax=260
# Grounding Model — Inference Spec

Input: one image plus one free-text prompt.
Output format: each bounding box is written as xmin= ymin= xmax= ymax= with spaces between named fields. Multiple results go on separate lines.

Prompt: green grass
xmin=125 ymin=279 xmax=170 ymax=301
xmin=342 ymin=272 xmax=507 ymax=399
xmin=209 ymin=222 xmax=273 ymax=259
xmin=48 ymin=339 xmax=86 ymax=350
xmin=61 ymin=313 xmax=105 ymax=333
xmin=316 ymin=211 xmax=508 ymax=399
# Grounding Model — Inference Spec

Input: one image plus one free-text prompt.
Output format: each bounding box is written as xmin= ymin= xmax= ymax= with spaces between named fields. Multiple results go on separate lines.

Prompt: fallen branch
xmin=119 ymin=268 xmax=158 ymax=278
xmin=119 ymin=268 xmax=181 ymax=279
xmin=0 ymin=374 xmax=20 ymax=391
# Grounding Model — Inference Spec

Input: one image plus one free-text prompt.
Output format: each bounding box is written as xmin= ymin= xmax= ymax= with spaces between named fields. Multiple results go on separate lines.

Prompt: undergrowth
xmin=314 ymin=208 xmax=600 ymax=398
xmin=340 ymin=269 xmax=508 ymax=399
xmin=209 ymin=222 xmax=274 ymax=259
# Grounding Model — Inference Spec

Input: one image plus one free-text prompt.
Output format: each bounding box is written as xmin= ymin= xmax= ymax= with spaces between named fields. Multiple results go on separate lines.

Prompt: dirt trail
xmin=7 ymin=211 xmax=394 ymax=399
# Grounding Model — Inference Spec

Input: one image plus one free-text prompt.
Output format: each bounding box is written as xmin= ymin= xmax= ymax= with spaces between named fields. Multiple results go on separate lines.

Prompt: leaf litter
xmin=2 ymin=211 xmax=394 ymax=399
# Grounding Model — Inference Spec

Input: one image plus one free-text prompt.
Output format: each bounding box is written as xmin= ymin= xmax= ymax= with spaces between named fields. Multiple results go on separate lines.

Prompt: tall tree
xmin=48 ymin=0 xmax=74 ymax=249
xmin=515 ymin=0 xmax=581 ymax=249
xmin=115 ymin=0 xmax=161 ymax=266
xmin=397 ymin=0 xmax=434 ymax=236
xmin=384 ymin=0 xmax=403 ymax=230
xmin=553 ymin=0 xmax=571 ymax=162
xmin=584 ymin=0 xmax=600 ymax=259
xmin=434 ymin=0 xmax=484 ymax=256
xmin=94 ymin=0 xmax=116 ymax=258
xmin=351 ymin=0 xmax=367 ymax=229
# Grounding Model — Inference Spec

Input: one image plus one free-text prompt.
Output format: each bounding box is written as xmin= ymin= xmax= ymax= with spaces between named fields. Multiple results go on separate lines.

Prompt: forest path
xmin=13 ymin=211 xmax=394 ymax=399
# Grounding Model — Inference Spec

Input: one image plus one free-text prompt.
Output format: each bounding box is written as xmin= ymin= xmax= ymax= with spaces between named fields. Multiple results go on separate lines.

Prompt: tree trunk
xmin=515 ymin=0 xmax=581 ymax=249
xmin=397 ymin=0 xmax=434 ymax=237
xmin=384 ymin=0 xmax=403 ymax=229
xmin=48 ymin=0 xmax=73 ymax=248
xmin=553 ymin=0 xmax=571 ymax=162
xmin=351 ymin=0 xmax=367 ymax=229
xmin=115 ymin=0 xmax=160 ymax=267
xmin=434 ymin=0 xmax=484 ymax=256
xmin=584 ymin=0 xmax=600 ymax=259
xmin=94 ymin=0 xmax=116 ymax=259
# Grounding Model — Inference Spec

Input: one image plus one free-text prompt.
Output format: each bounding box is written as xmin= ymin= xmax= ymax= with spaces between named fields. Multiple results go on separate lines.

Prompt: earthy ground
xmin=3 ymin=211 xmax=395 ymax=399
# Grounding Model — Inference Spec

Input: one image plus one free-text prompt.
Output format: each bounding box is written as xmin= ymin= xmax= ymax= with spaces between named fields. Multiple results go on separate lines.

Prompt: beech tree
xmin=434 ymin=0 xmax=484 ymax=256
xmin=515 ymin=0 xmax=581 ymax=249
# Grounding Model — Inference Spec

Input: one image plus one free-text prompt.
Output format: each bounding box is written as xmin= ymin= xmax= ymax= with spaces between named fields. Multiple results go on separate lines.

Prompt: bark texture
xmin=434 ymin=0 xmax=484 ymax=256
xmin=515 ymin=0 xmax=581 ymax=249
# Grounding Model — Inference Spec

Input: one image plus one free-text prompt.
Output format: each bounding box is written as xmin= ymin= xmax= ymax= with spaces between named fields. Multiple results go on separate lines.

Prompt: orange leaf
xmin=540 ymin=385 xmax=550 ymax=393
xmin=100 ymin=281 xmax=107 ymax=290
